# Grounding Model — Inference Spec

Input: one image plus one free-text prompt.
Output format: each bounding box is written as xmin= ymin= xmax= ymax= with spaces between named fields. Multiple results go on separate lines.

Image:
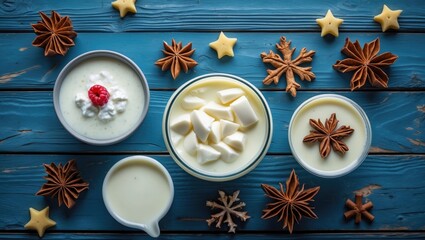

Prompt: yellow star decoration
xmin=209 ymin=32 xmax=237 ymax=59
xmin=374 ymin=4 xmax=402 ymax=32
xmin=112 ymin=0 xmax=137 ymax=18
xmin=24 ymin=207 xmax=56 ymax=237
xmin=316 ymin=10 xmax=344 ymax=37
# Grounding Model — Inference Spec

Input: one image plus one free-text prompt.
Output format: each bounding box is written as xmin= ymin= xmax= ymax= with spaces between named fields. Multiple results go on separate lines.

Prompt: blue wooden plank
xmin=0 ymin=233 xmax=424 ymax=239
xmin=0 ymin=91 xmax=423 ymax=154
xmin=0 ymin=0 xmax=423 ymax=32
xmin=0 ymin=154 xmax=424 ymax=231
xmin=0 ymin=33 xmax=424 ymax=90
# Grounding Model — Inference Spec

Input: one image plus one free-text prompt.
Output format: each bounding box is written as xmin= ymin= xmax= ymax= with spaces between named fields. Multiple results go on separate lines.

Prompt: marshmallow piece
xmin=171 ymin=134 xmax=184 ymax=145
xmin=212 ymin=142 xmax=239 ymax=163
xmin=182 ymin=96 xmax=206 ymax=110
xmin=184 ymin=131 xmax=199 ymax=155
xmin=190 ymin=110 xmax=215 ymax=143
xmin=230 ymin=96 xmax=259 ymax=128
xmin=203 ymin=102 xmax=234 ymax=121
xmin=197 ymin=144 xmax=221 ymax=164
xmin=170 ymin=114 xmax=192 ymax=135
xmin=220 ymin=119 xmax=239 ymax=138
xmin=209 ymin=121 xmax=221 ymax=144
xmin=223 ymin=131 xmax=246 ymax=151
xmin=217 ymin=88 xmax=244 ymax=104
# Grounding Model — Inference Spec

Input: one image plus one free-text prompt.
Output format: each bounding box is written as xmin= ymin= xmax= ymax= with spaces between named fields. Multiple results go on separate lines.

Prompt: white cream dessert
xmin=166 ymin=76 xmax=270 ymax=177
xmin=58 ymin=57 xmax=145 ymax=140
xmin=289 ymin=95 xmax=371 ymax=176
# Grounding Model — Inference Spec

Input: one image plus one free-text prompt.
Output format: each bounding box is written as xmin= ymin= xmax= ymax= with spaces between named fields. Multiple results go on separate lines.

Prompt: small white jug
xmin=102 ymin=156 xmax=174 ymax=238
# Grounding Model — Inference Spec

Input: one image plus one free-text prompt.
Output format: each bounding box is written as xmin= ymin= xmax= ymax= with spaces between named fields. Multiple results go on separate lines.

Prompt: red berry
xmin=88 ymin=85 xmax=110 ymax=106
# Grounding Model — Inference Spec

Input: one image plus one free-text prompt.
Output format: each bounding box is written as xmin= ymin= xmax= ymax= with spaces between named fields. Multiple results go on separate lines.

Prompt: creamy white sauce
xmin=59 ymin=57 xmax=144 ymax=140
xmin=104 ymin=160 xmax=171 ymax=224
xmin=290 ymin=97 xmax=367 ymax=172
xmin=168 ymin=77 xmax=269 ymax=176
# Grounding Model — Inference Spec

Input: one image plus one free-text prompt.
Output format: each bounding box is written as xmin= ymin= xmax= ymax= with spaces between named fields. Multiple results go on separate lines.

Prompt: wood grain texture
xmin=0 ymin=33 xmax=424 ymax=90
xmin=0 ymin=91 xmax=423 ymax=154
xmin=0 ymin=0 xmax=424 ymax=238
xmin=0 ymin=233 xmax=424 ymax=239
xmin=0 ymin=154 xmax=424 ymax=231
xmin=0 ymin=0 xmax=423 ymax=32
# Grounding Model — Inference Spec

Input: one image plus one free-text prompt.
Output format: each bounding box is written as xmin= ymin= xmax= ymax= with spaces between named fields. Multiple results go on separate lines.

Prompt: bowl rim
xmin=53 ymin=50 xmax=150 ymax=146
xmin=102 ymin=155 xmax=174 ymax=236
xmin=162 ymin=73 xmax=273 ymax=182
xmin=288 ymin=94 xmax=372 ymax=178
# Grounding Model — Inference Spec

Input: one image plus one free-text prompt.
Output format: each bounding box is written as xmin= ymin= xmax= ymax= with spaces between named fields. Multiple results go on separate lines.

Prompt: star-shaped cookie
xmin=24 ymin=207 xmax=56 ymax=237
xmin=374 ymin=4 xmax=402 ymax=32
xmin=112 ymin=0 xmax=137 ymax=18
xmin=316 ymin=10 xmax=343 ymax=37
xmin=209 ymin=32 xmax=237 ymax=59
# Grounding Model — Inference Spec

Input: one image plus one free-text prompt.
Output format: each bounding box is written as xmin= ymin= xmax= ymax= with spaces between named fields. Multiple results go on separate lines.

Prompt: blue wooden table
xmin=0 ymin=0 xmax=424 ymax=239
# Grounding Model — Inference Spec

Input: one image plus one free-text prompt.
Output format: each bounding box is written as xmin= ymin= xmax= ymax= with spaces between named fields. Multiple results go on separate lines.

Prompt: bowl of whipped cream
xmin=53 ymin=50 xmax=150 ymax=145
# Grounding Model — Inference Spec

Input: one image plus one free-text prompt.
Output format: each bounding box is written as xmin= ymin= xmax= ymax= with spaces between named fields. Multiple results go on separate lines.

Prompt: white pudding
xmin=289 ymin=94 xmax=371 ymax=178
xmin=58 ymin=55 xmax=146 ymax=142
xmin=164 ymin=75 xmax=273 ymax=181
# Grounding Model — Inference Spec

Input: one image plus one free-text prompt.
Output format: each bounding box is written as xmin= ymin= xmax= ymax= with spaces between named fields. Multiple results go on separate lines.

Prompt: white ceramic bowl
xmin=53 ymin=50 xmax=150 ymax=145
xmin=288 ymin=94 xmax=372 ymax=178
xmin=102 ymin=156 xmax=174 ymax=238
xmin=163 ymin=73 xmax=273 ymax=181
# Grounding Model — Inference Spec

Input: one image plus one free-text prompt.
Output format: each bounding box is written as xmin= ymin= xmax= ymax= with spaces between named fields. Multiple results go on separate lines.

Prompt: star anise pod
xmin=261 ymin=169 xmax=320 ymax=234
xmin=333 ymin=38 xmax=398 ymax=91
xmin=344 ymin=193 xmax=374 ymax=223
xmin=36 ymin=160 xmax=89 ymax=208
xmin=206 ymin=190 xmax=250 ymax=233
xmin=155 ymin=39 xmax=198 ymax=79
xmin=303 ymin=113 xmax=354 ymax=159
xmin=31 ymin=11 xmax=77 ymax=56
xmin=261 ymin=36 xmax=316 ymax=97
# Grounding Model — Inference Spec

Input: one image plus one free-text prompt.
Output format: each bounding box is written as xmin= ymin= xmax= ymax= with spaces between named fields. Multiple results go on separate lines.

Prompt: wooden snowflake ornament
xmin=206 ymin=190 xmax=250 ymax=233
xmin=261 ymin=37 xmax=316 ymax=97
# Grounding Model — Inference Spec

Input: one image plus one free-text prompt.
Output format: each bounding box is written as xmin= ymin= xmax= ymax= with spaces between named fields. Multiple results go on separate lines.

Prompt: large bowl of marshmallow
xmin=162 ymin=73 xmax=273 ymax=181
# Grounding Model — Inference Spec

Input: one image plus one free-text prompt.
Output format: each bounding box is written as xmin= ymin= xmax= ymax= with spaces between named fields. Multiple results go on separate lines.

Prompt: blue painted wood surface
xmin=1 ymin=155 xmax=424 ymax=232
xmin=1 ymin=33 xmax=424 ymax=90
xmin=0 ymin=233 xmax=424 ymax=239
xmin=0 ymin=91 xmax=423 ymax=153
xmin=0 ymin=0 xmax=424 ymax=239
xmin=0 ymin=0 xmax=424 ymax=32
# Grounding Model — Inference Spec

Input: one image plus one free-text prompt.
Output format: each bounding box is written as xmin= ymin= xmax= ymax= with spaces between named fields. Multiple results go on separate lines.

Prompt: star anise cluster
xmin=303 ymin=113 xmax=354 ymax=159
xmin=206 ymin=190 xmax=250 ymax=233
xmin=155 ymin=39 xmax=198 ymax=79
xmin=333 ymin=38 xmax=398 ymax=91
xmin=344 ymin=194 xmax=374 ymax=223
xmin=31 ymin=11 xmax=77 ymax=56
xmin=261 ymin=36 xmax=316 ymax=97
xmin=261 ymin=169 xmax=320 ymax=234
xmin=36 ymin=160 xmax=89 ymax=208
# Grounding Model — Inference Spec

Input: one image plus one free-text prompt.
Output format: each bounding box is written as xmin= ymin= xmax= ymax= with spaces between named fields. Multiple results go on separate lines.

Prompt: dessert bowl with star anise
xmin=53 ymin=50 xmax=150 ymax=145
xmin=288 ymin=94 xmax=371 ymax=178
